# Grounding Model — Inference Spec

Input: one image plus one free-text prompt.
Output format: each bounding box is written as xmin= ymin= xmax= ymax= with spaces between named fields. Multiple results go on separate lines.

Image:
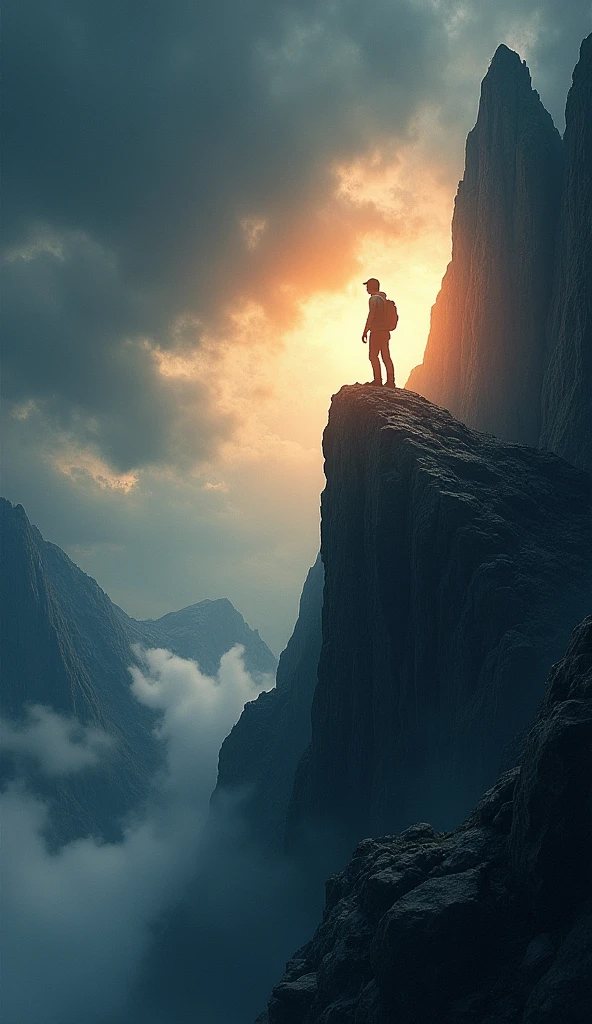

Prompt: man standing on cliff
xmin=362 ymin=278 xmax=396 ymax=387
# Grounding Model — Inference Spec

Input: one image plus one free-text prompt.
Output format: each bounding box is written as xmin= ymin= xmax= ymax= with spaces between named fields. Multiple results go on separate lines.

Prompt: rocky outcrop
xmin=0 ymin=498 xmax=276 ymax=842
xmin=287 ymin=386 xmax=592 ymax=849
xmin=213 ymin=554 xmax=323 ymax=850
xmin=540 ymin=34 xmax=592 ymax=474
xmin=260 ymin=615 xmax=592 ymax=1024
xmin=407 ymin=45 xmax=563 ymax=446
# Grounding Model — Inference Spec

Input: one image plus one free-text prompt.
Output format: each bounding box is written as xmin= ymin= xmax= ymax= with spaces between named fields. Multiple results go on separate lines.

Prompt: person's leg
xmin=380 ymin=336 xmax=395 ymax=387
xmin=368 ymin=333 xmax=382 ymax=384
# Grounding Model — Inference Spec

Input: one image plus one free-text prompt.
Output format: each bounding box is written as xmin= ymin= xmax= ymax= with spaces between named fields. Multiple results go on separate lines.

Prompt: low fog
xmin=1 ymin=646 xmax=322 ymax=1024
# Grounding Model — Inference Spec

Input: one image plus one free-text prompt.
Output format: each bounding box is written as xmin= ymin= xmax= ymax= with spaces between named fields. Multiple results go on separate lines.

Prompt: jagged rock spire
xmin=407 ymin=45 xmax=563 ymax=446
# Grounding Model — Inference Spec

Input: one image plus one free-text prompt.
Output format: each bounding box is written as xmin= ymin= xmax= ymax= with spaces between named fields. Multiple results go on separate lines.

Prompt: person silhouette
xmin=361 ymin=278 xmax=395 ymax=387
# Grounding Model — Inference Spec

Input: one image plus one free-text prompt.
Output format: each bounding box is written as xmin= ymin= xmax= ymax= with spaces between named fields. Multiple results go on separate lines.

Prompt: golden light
xmin=53 ymin=447 xmax=139 ymax=493
xmin=145 ymin=131 xmax=455 ymax=496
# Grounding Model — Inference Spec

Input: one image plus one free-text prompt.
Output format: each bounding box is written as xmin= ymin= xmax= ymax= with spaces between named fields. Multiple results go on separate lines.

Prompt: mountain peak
xmin=491 ymin=42 xmax=522 ymax=65
xmin=406 ymin=39 xmax=562 ymax=446
xmin=484 ymin=42 xmax=531 ymax=92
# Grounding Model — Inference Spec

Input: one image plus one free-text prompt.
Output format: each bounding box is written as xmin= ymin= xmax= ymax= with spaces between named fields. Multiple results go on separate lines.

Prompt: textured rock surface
xmin=213 ymin=554 xmax=323 ymax=849
xmin=509 ymin=616 xmax=592 ymax=925
xmin=407 ymin=45 xmax=562 ymax=446
xmin=260 ymin=616 xmax=592 ymax=1023
xmin=540 ymin=34 xmax=592 ymax=474
xmin=0 ymin=497 xmax=276 ymax=842
xmin=288 ymin=386 xmax=592 ymax=846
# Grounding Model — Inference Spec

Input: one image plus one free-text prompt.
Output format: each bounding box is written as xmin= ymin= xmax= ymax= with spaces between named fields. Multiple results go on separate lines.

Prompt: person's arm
xmin=362 ymin=296 xmax=377 ymax=342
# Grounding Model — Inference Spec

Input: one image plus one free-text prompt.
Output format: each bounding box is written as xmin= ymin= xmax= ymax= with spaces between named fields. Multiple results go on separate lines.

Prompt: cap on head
xmin=363 ymin=277 xmax=380 ymax=290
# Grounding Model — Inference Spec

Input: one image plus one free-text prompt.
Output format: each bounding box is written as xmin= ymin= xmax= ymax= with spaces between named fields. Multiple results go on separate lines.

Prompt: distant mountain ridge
xmin=117 ymin=597 xmax=276 ymax=681
xmin=0 ymin=497 xmax=276 ymax=843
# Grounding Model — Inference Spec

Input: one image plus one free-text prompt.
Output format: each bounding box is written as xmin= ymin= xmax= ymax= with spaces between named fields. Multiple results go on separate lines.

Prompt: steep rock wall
xmin=214 ymin=555 xmax=323 ymax=850
xmin=407 ymin=45 xmax=563 ymax=446
xmin=540 ymin=34 xmax=592 ymax=474
xmin=261 ymin=615 xmax=592 ymax=1024
xmin=288 ymin=386 xmax=592 ymax=848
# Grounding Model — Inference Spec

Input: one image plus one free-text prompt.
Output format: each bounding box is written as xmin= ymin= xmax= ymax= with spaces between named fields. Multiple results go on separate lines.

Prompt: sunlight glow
xmin=53 ymin=448 xmax=139 ymax=493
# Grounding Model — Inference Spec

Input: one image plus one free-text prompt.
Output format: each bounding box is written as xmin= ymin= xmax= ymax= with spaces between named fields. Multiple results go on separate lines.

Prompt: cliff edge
xmin=288 ymin=385 xmax=592 ymax=847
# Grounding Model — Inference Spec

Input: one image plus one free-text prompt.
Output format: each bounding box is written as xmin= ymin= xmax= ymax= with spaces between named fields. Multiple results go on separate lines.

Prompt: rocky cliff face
xmin=407 ymin=45 xmax=563 ymax=446
xmin=260 ymin=614 xmax=592 ymax=1024
xmin=214 ymin=554 xmax=323 ymax=850
xmin=0 ymin=498 xmax=276 ymax=842
xmin=540 ymin=35 xmax=592 ymax=474
xmin=287 ymin=386 xmax=592 ymax=849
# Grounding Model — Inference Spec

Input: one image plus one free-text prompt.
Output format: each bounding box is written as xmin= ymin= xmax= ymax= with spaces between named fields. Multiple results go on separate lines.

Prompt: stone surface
xmin=540 ymin=34 xmax=592 ymax=474
xmin=288 ymin=385 xmax=592 ymax=847
xmin=509 ymin=617 xmax=592 ymax=924
xmin=213 ymin=554 xmax=323 ymax=850
xmin=522 ymin=914 xmax=592 ymax=1024
xmin=407 ymin=44 xmax=563 ymax=446
xmin=374 ymin=867 xmax=492 ymax=1017
xmin=261 ymin=616 xmax=592 ymax=1023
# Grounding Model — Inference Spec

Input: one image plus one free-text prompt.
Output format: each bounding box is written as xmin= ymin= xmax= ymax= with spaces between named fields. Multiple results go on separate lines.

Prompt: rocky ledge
xmin=259 ymin=614 xmax=592 ymax=1024
xmin=288 ymin=384 xmax=592 ymax=847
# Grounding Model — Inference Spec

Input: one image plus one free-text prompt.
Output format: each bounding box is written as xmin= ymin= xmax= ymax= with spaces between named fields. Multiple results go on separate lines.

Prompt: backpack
xmin=385 ymin=298 xmax=399 ymax=331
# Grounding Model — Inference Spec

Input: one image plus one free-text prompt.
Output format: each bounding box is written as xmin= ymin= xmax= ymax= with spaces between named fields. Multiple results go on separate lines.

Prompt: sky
xmin=3 ymin=0 xmax=592 ymax=654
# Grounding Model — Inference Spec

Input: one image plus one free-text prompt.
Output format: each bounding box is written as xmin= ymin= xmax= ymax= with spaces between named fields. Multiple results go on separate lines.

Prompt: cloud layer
xmin=0 ymin=705 xmax=113 ymax=776
xmin=0 ymin=646 xmax=285 ymax=1024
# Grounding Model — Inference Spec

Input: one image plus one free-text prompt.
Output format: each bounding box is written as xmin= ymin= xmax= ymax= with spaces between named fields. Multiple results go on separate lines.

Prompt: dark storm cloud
xmin=4 ymin=0 xmax=440 ymax=304
xmin=3 ymin=0 xmax=591 ymax=479
xmin=3 ymin=0 xmax=446 ymax=469
xmin=2 ymin=230 xmax=232 ymax=471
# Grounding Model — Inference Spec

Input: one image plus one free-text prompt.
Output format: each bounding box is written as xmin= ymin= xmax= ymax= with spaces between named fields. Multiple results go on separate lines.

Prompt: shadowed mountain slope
xmin=213 ymin=554 xmax=324 ymax=850
xmin=0 ymin=497 xmax=276 ymax=843
xmin=260 ymin=615 xmax=592 ymax=1024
